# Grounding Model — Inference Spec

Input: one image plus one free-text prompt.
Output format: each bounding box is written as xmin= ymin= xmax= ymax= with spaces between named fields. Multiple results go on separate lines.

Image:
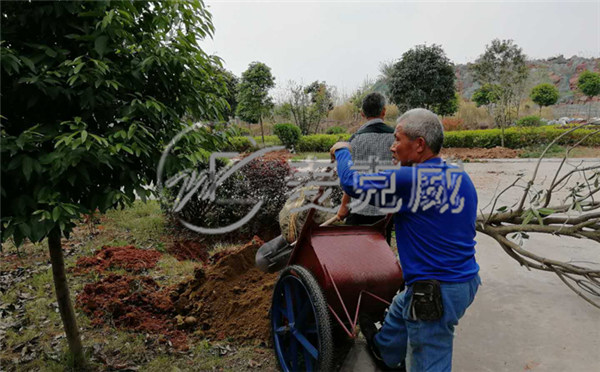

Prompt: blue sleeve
xmin=335 ymin=148 xmax=414 ymax=211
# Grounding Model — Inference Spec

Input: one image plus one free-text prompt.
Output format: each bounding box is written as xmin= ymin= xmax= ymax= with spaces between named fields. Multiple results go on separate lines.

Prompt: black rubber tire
xmin=271 ymin=265 xmax=334 ymax=372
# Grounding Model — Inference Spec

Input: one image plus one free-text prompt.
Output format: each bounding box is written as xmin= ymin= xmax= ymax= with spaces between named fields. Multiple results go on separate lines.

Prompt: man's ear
xmin=416 ymin=137 xmax=427 ymax=153
xmin=380 ymin=107 xmax=387 ymax=118
xmin=360 ymin=111 xmax=366 ymax=119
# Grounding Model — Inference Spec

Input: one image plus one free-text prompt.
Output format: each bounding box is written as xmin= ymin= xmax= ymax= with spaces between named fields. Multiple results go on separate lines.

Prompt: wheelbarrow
xmin=269 ymin=207 xmax=404 ymax=371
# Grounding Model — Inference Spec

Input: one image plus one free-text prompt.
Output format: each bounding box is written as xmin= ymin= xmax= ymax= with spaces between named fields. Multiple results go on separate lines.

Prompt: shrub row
xmin=444 ymin=127 xmax=600 ymax=149
xmin=296 ymin=134 xmax=351 ymax=152
xmin=226 ymin=127 xmax=599 ymax=152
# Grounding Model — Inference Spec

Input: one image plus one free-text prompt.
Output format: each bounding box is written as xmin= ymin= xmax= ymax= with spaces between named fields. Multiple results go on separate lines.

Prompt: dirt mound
xmin=74 ymin=245 xmax=162 ymax=274
xmin=172 ymin=236 xmax=278 ymax=344
xmin=76 ymin=273 xmax=187 ymax=349
xmin=441 ymin=147 xmax=522 ymax=160
xmin=168 ymin=240 xmax=209 ymax=262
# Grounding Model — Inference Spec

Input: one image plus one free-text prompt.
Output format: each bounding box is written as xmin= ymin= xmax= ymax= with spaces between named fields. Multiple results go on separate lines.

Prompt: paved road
xmin=340 ymin=159 xmax=600 ymax=372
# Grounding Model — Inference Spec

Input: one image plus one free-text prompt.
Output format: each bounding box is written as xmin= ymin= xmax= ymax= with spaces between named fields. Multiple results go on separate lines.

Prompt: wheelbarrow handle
xmin=320 ymin=215 xmax=340 ymax=227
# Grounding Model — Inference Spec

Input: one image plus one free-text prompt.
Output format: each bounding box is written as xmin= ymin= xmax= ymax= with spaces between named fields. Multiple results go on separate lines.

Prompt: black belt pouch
xmin=410 ymin=280 xmax=444 ymax=321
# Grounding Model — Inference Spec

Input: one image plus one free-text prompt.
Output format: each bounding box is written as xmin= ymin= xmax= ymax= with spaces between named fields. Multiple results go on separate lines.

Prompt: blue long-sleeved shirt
xmin=335 ymin=148 xmax=479 ymax=284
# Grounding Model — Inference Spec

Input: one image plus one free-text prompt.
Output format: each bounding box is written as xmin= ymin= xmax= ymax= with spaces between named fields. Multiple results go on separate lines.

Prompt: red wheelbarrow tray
xmin=286 ymin=208 xmax=404 ymax=337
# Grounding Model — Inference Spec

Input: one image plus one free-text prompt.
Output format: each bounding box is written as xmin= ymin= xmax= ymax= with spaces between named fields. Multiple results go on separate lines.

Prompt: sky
xmin=200 ymin=0 xmax=600 ymax=100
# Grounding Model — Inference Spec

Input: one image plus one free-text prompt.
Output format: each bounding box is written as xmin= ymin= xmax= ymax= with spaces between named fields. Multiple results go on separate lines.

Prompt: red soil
xmin=441 ymin=147 xmax=522 ymax=160
xmin=167 ymin=240 xmax=209 ymax=262
xmin=74 ymin=245 xmax=162 ymax=274
xmin=76 ymin=273 xmax=188 ymax=349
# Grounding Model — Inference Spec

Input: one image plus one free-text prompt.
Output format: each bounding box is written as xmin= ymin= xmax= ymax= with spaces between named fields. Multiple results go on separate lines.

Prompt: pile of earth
xmin=171 ymin=236 xmax=278 ymax=344
xmin=74 ymin=245 xmax=162 ymax=274
xmin=76 ymin=273 xmax=187 ymax=349
xmin=441 ymin=147 xmax=522 ymax=160
xmin=167 ymin=239 xmax=209 ymax=262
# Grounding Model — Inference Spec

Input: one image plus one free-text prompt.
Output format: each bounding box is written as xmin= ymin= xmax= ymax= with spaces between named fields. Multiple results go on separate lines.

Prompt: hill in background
xmin=456 ymin=55 xmax=600 ymax=103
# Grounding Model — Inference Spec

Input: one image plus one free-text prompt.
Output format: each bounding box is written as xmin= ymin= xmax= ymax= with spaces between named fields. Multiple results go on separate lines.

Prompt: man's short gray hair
xmin=396 ymin=108 xmax=444 ymax=154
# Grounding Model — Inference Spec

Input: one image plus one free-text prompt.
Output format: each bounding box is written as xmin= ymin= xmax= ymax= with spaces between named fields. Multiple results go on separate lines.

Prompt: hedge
xmin=443 ymin=127 xmax=600 ymax=149
xmin=226 ymin=127 xmax=599 ymax=153
xmin=296 ymin=134 xmax=351 ymax=152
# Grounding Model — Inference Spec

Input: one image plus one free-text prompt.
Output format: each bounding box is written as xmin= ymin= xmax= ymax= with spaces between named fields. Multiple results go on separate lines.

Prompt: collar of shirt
xmin=356 ymin=118 xmax=384 ymax=132
xmin=420 ymin=157 xmax=443 ymax=166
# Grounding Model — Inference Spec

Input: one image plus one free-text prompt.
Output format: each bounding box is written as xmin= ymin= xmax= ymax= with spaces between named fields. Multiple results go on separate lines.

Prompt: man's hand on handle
xmin=329 ymin=141 xmax=351 ymax=162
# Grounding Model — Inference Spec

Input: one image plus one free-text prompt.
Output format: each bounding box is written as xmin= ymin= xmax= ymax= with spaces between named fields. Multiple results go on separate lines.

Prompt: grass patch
xmin=103 ymin=200 xmax=165 ymax=247
xmin=518 ymin=144 xmax=566 ymax=158
xmin=153 ymin=255 xmax=198 ymax=286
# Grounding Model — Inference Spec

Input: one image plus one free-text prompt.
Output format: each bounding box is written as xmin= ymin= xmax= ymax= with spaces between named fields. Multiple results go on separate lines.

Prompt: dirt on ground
xmin=172 ymin=236 xmax=278 ymax=344
xmin=74 ymin=237 xmax=277 ymax=352
xmin=76 ymin=273 xmax=188 ymax=349
xmin=167 ymin=239 xmax=209 ymax=262
xmin=74 ymin=245 xmax=162 ymax=274
xmin=440 ymin=147 xmax=522 ymax=160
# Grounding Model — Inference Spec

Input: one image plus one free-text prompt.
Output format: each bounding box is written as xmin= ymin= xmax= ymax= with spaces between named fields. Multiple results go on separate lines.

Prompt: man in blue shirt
xmin=330 ymin=108 xmax=480 ymax=371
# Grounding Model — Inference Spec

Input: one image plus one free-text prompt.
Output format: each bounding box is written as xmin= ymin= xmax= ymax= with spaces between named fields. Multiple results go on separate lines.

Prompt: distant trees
xmin=389 ymin=44 xmax=457 ymax=116
xmin=1 ymin=1 xmax=230 ymax=368
xmin=577 ymin=70 xmax=600 ymax=120
xmin=286 ymin=80 xmax=334 ymax=134
xmin=530 ymin=83 xmax=559 ymax=116
xmin=471 ymin=39 xmax=529 ymax=146
xmin=236 ymin=62 xmax=275 ymax=143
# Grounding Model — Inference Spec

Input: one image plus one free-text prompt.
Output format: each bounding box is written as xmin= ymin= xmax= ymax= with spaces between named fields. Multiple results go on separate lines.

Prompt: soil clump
xmin=76 ymin=273 xmax=187 ymax=349
xmin=74 ymin=245 xmax=162 ymax=274
xmin=167 ymin=240 xmax=209 ymax=262
xmin=172 ymin=236 xmax=278 ymax=344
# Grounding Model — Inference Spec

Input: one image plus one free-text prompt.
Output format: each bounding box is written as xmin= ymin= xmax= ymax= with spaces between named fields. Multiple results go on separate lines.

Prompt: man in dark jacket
xmin=337 ymin=92 xmax=395 ymax=242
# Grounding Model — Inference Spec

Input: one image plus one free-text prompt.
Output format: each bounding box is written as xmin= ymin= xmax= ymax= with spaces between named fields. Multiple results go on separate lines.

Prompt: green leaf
xmin=45 ymin=48 xmax=57 ymax=57
xmin=537 ymin=208 xmax=555 ymax=216
xmin=22 ymin=156 xmax=33 ymax=181
xmin=52 ymin=206 xmax=61 ymax=222
xmin=20 ymin=56 xmax=36 ymax=72
xmin=81 ymin=130 xmax=88 ymax=142
xmin=94 ymin=36 xmax=109 ymax=57
xmin=74 ymin=62 xmax=84 ymax=74
xmin=522 ymin=210 xmax=534 ymax=225
xmin=531 ymin=208 xmax=544 ymax=225
xmin=19 ymin=223 xmax=31 ymax=239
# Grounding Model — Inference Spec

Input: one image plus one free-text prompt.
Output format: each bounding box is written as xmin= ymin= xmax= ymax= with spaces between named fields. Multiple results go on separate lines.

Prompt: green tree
xmin=471 ymin=39 xmax=529 ymax=146
xmin=349 ymin=78 xmax=374 ymax=121
xmin=434 ymin=92 xmax=460 ymax=117
xmin=220 ymin=68 xmax=239 ymax=121
xmin=287 ymin=80 xmax=334 ymax=134
xmin=236 ymin=62 xmax=275 ymax=144
xmin=1 ymin=1 xmax=230 ymax=367
xmin=577 ymin=70 xmax=600 ymax=120
xmin=472 ymin=83 xmax=502 ymax=120
xmin=389 ymin=44 xmax=457 ymax=115
xmin=530 ymin=83 xmax=559 ymax=116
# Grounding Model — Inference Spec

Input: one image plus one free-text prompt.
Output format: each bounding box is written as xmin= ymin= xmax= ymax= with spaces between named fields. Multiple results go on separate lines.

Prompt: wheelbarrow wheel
xmin=271 ymin=265 xmax=333 ymax=372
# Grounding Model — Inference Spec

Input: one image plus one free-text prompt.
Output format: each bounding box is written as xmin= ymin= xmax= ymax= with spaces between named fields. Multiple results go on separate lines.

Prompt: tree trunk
xmin=539 ymin=105 xmax=542 ymax=117
xmin=259 ymin=116 xmax=265 ymax=145
xmin=500 ymin=123 xmax=505 ymax=147
xmin=588 ymin=100 xmax=592 ymax=121
xmin=48 ymin=228 xmax=86 ymax=369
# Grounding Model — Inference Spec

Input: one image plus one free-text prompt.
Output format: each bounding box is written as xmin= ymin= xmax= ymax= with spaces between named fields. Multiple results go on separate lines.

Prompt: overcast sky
xmin=201 ymin=0 xmax=599 ymax=99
